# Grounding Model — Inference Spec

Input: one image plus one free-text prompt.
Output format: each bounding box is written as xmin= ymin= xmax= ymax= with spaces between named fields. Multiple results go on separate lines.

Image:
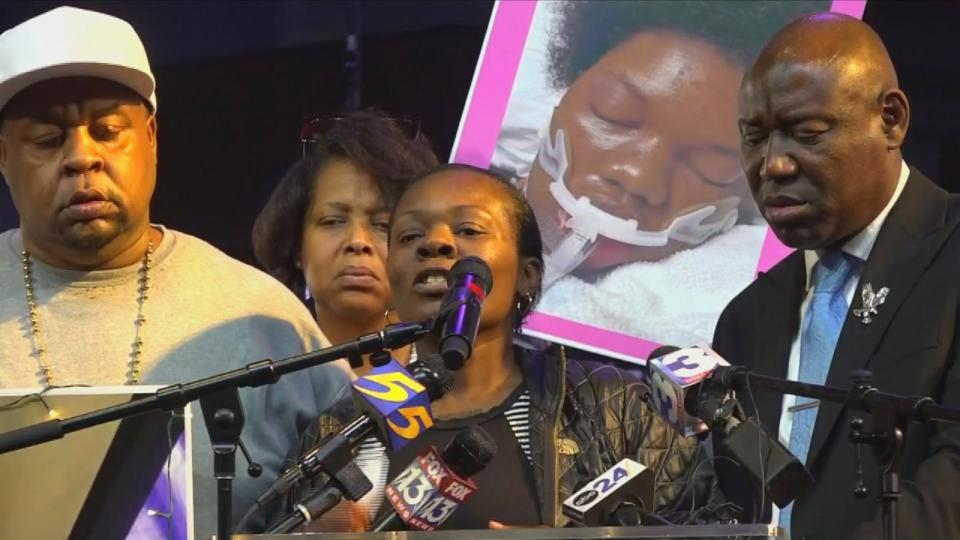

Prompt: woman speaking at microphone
xmin=283 ymin=164 xmax=727 ymax=531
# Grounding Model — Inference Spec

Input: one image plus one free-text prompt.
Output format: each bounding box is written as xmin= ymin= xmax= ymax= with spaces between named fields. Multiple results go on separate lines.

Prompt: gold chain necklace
xmin=21 ymin=241 xmax=154 ymax=387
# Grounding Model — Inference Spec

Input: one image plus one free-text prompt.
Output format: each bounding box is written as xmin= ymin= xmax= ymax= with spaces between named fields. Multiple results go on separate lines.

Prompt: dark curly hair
xmin=252 ymin=109 xmax=439 ymax=298
xmin=548 ymin=0 xmax=829 ymax=91
xmin=396 ymin=163 xmax=544 ymax=328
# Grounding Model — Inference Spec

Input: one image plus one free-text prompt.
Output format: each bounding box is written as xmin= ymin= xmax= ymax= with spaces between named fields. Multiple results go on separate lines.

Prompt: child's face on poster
xmin=526 ymin=31 xmax=753 ymax=275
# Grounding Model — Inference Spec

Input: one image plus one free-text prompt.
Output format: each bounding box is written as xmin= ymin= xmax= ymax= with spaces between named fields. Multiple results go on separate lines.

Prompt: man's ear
xmin=880 ymin=88 xmax=909 ymax=150
xmin=144 ymin=112 xmax=158 ymax=166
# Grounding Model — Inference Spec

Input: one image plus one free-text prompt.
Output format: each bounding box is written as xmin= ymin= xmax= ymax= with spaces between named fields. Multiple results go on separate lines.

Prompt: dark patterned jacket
xmin=284 ymin=344 xmax=726 ymax=527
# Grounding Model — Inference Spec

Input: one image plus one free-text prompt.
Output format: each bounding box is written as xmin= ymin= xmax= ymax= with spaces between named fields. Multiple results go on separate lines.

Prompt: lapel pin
xmin=852 ymin=283 xmax=889 ymax=324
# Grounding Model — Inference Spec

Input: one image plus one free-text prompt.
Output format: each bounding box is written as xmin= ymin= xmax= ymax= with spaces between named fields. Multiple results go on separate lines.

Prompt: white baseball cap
xmin=0 ymin=6 xmax=157 ymax=115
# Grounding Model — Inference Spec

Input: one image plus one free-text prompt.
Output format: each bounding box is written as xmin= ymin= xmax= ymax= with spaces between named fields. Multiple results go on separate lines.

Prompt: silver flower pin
xmin=852 ymin=283 xmax=889 ymax=324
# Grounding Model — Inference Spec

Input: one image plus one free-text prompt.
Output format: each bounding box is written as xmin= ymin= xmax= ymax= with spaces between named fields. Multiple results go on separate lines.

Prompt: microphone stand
xmin=0 ymin=320 xmax=432 ymax=540
xmin=258 ymin=350 xmax=434 ymax=533
xmin=265 ymin=479 xmax=346 ymax=534
xmin=199 ymin=387 xmax=246 ymax=540
xmin=712 ymin=366 xmax=960 ymax=540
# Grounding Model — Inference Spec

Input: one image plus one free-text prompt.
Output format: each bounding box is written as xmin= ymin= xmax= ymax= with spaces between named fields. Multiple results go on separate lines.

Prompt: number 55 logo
xmin=355 ymin=370 xmax=427 ymax=403
xmin=353 ymin=358 xmax=434 ymax=450
xmin=388 ymin=405 xmax=434 ymax=439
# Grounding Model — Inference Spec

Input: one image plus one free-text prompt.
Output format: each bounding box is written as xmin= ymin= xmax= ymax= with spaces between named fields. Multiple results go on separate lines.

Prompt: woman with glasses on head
xmin=253 ymin=109 xmax=438 ymax=375
xmin=282 ymin=164 xmax=730 ymax=532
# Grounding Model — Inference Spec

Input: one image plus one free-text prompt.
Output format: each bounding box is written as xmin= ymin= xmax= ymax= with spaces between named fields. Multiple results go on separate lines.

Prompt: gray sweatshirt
xmin=0 ymin=226 xmax=353 ymax=539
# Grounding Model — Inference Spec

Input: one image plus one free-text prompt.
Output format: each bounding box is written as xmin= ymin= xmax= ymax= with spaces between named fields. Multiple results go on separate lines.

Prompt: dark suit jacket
xmin=712 ymin=169 xmax=960 ymax=540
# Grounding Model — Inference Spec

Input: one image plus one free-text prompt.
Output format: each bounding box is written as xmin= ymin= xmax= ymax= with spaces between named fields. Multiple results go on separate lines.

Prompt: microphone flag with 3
xmin=649 ymin=345 xmax=812 ymax=507
xmin=648 ymin=344 xmax=730 ymax=437
xmin=371 ymin=425 xmax=497 ymax=532
xmin=437 ymin=256 xmax=493 ymax=371
xmin=352 ymin=356 xmax=439 ymax=451
xmin=562 ymin=458 xmax=655 ymax=526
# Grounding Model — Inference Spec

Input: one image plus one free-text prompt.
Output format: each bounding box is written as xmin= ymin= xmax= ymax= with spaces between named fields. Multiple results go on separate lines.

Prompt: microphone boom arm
xmin=712 ymin=365 xmax=960 ymax=540
xmin=0 ymin=319 xmax=434 ymax=455
xmin=712 ymin=366 xmax=960 ymax=425
xmin=0 ymin=319 xmax=433 ymax=540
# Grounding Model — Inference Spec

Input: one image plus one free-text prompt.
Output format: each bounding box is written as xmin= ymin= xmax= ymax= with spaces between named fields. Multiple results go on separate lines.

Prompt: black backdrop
xmin=146 ymin=23 xmax=490 ymax=263
xmin=0 ymin=0 xmax=493 ymax=263
xmin=1 ymin=1 xmax=958 ymax=266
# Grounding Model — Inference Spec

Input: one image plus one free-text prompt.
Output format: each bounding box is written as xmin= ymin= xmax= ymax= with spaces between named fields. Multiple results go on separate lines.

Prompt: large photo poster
xmin=452 ymin=0 xmax=866 ymax=363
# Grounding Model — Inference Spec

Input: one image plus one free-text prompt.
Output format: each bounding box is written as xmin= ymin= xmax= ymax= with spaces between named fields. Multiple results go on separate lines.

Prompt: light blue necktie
xmin=780 ymin=251 xmax=860 ymax=536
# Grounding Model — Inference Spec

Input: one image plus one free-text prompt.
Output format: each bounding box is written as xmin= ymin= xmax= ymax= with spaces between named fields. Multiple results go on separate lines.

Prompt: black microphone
xmin=370 ymin=425 xmax=497 ymax=532
xmin=646 ymin=345 xmax=730 ymax=436
xmin=239 ymin=353 xmax=456 ymax=530
xmin=437 ymin=256 xmax=493 ymax=371
xmin=646 ymin=345 xmax=812 ymax=508
xmin=561 ymin=458 xmax=657 ymax=526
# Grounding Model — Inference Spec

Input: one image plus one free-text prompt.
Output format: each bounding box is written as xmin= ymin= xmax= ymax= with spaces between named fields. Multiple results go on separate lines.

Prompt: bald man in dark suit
xmin=712 ymin=13 xmax=960 ymax=540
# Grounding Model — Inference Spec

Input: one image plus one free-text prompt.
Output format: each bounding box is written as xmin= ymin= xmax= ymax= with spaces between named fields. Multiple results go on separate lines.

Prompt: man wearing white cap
xmin=0 ymin=6 xmax=353 ymax=537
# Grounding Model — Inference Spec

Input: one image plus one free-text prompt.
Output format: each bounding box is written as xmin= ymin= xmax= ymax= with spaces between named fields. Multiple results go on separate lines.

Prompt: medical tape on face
xmin=537 ymin=127 xmax=740 ymax=248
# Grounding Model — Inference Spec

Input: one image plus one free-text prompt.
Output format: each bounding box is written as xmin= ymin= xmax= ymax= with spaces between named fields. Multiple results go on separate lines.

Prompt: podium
xmin=234 ymin=524 xmax=783 ymax=539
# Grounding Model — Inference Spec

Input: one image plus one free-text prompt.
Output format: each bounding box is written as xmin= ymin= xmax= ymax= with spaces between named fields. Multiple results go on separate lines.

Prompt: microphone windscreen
xmin=416 ymin=353 xmax=456 ymax=400
xmin=448 ymin=256 xmax=493 ymax=294
xmin=442 ymin=425 xmax=497 ymax=478
xmin=647 ymin=345 xmax=680 ymax=361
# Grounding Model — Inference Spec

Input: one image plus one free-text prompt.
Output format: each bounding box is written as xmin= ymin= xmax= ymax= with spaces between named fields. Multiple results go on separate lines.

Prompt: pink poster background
xmin=451 ymin=0 xmax=867 ymax=363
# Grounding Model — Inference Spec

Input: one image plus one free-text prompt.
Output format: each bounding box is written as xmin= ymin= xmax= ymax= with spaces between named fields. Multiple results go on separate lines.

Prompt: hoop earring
xmin=516 ymin=292 xmax=535 ymax=314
